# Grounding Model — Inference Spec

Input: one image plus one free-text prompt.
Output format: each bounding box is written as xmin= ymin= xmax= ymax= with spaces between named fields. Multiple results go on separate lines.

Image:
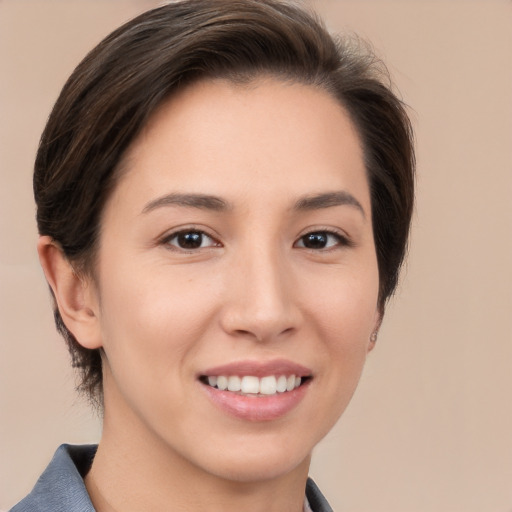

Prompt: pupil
xmin=178 ymin=231 xmax=202 ymax=249
xmin=304 ymin=232 xmax=327 ymax=249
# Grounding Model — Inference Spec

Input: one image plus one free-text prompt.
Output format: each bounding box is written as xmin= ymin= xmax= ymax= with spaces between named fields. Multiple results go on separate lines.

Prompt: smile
xmin=198 ymin=360 xmax=312 ymax=421
xmin=201 ymin=374 xmax=304 ymax=395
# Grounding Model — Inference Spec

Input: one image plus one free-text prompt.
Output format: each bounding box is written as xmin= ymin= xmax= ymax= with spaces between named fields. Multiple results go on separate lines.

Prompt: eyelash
xmin=161 ymin=228 xmax=352 ymax=252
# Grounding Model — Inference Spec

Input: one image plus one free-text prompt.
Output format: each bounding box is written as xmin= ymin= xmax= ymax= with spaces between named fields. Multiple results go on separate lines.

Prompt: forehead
xmin=112 ymin=78 xmax=369 ymax=213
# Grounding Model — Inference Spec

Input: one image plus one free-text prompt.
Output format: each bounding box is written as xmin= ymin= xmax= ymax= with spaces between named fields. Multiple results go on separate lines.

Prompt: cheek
xmin=303 ymin=264 xmax=378 ymax=412
xmin=96 ymin=260 xmax=223 ymax=383
xmin=306 ymin=262 xmax=379 ymax=339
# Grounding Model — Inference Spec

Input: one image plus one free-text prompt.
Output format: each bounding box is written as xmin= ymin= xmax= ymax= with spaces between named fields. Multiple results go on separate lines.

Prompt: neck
xmin=85 ymin=385 xmax=310 ymax=512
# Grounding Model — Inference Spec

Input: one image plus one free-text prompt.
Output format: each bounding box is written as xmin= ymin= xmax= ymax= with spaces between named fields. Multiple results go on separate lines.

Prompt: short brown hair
xmin=34 ymin=0 xmax=415 ymax=404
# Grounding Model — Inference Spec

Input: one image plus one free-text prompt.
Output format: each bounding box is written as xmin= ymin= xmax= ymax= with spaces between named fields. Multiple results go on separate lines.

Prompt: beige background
xmin=1 ymin=1 xmax=511 ymax=510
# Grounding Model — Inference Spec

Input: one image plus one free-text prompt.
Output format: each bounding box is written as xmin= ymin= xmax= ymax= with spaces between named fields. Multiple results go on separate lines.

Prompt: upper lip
xmin=199 ymin=359 xmax=312 ymax=378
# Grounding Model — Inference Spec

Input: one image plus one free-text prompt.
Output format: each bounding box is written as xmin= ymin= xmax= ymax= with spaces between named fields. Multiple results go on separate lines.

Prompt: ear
xmin=367 ymin=309 xmax=383 ymax=353
xmin=37 ymin=236 xmax=103 ymax=349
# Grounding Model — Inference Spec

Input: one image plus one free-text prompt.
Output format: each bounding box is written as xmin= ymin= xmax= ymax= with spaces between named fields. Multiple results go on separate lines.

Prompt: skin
xmin=39 ymin=78 xmax=380 ymax=512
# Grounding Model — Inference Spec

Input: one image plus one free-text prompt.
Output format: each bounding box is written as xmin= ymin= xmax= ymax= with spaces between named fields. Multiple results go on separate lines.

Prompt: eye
xmin=294 ymin=230 xmax=349 ymax=250
xmin=164 ymin=230 xmax=219 ymax=251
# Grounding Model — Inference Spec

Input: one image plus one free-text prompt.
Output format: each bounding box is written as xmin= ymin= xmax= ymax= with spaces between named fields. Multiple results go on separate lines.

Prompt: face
xmin=87 ymin=78 xmax=380 ymax=483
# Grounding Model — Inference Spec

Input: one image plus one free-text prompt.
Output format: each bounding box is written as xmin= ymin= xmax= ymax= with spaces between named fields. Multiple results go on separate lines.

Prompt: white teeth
xmin=241 ymin=376 xmax=260 ymax=394
xmin=260 ymin=376 xmax=277 ymax=395
xmin=205 ymin=374 xmax=304 ymax=394
xmin=217 ymin=376 xmax=228 ymax=391
xmin=276 ymin=375 xmax=287 ymax=393
xmin=227 ymin=376 xmax=241 ymax=392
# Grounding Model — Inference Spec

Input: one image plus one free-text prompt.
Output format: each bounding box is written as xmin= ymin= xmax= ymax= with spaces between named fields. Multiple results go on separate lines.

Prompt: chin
xmin=206 ymin=450 xmax=310 ymax=484
xmin=183 ymin=431 xmax=315 ymax=484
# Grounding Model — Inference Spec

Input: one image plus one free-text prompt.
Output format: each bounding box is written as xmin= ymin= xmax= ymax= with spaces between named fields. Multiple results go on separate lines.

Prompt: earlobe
xmin=37 ymin=236 xmax=103 ymax=349
xmin=367 ymin=310 xmax=383 ymax=353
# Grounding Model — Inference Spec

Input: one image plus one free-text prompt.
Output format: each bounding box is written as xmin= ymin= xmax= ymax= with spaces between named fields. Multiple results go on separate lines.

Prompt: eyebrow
xmin=142 ymin=193 xmax=231 ymax=214
xmin=142 ymin=190 xmax=365 ymax=217
xmin=293 ymin=191 xmax=366 ymax=217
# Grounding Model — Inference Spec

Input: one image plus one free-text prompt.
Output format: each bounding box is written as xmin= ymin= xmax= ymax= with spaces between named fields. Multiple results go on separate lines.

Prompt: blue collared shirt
xmin=10 ymin=444 xmax=333 ymax=512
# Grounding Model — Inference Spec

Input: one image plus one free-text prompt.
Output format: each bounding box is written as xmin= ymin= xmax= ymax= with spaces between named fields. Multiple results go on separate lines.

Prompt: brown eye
xmin=295 ymin=231 xmax=347 ymax=250
xmin=165 ymin=230 xmax=218 ymax=250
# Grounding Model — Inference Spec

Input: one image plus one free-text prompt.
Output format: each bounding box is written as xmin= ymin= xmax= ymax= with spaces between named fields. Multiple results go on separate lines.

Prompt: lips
xmin=198 ymin=359 xmax=312 ymax=421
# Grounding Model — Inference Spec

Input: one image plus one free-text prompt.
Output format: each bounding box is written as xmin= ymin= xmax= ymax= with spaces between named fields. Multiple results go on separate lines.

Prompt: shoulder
xmin=9 ymin=444 xmax=97 ymax=512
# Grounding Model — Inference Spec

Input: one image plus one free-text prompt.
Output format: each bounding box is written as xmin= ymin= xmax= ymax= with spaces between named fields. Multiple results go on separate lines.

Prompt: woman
xmin=11 ymin=0 xmax=414 ymax=510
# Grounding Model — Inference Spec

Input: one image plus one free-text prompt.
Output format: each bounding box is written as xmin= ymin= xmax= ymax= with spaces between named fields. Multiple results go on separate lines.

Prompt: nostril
xmin=232 ymin=326 xmax=296 ymax=343
xmin=233 ymin=329 xmax=261 ymax=341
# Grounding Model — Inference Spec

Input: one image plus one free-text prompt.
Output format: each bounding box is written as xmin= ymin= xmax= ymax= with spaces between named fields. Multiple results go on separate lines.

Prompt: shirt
xmin=9 ymin=444 xmax=333 ymax=512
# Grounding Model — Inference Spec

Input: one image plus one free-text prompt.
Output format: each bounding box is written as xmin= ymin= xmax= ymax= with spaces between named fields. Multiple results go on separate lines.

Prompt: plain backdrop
xmin=1 ymin=1 xmax=511 ymax=511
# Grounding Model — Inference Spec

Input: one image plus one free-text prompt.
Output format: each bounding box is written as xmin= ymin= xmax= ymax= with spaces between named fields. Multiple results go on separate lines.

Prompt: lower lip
xmin=201 ymin=381 xmax=310 ymax=422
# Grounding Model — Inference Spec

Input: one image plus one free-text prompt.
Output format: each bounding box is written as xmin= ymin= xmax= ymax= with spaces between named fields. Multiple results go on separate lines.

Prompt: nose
xmin=219 ymin=245 xmax=302 ymax=343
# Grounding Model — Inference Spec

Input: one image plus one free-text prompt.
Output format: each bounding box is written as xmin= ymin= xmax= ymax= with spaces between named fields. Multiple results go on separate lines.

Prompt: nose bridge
xmin=222 ymin=239 xmax=299 ymax=341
